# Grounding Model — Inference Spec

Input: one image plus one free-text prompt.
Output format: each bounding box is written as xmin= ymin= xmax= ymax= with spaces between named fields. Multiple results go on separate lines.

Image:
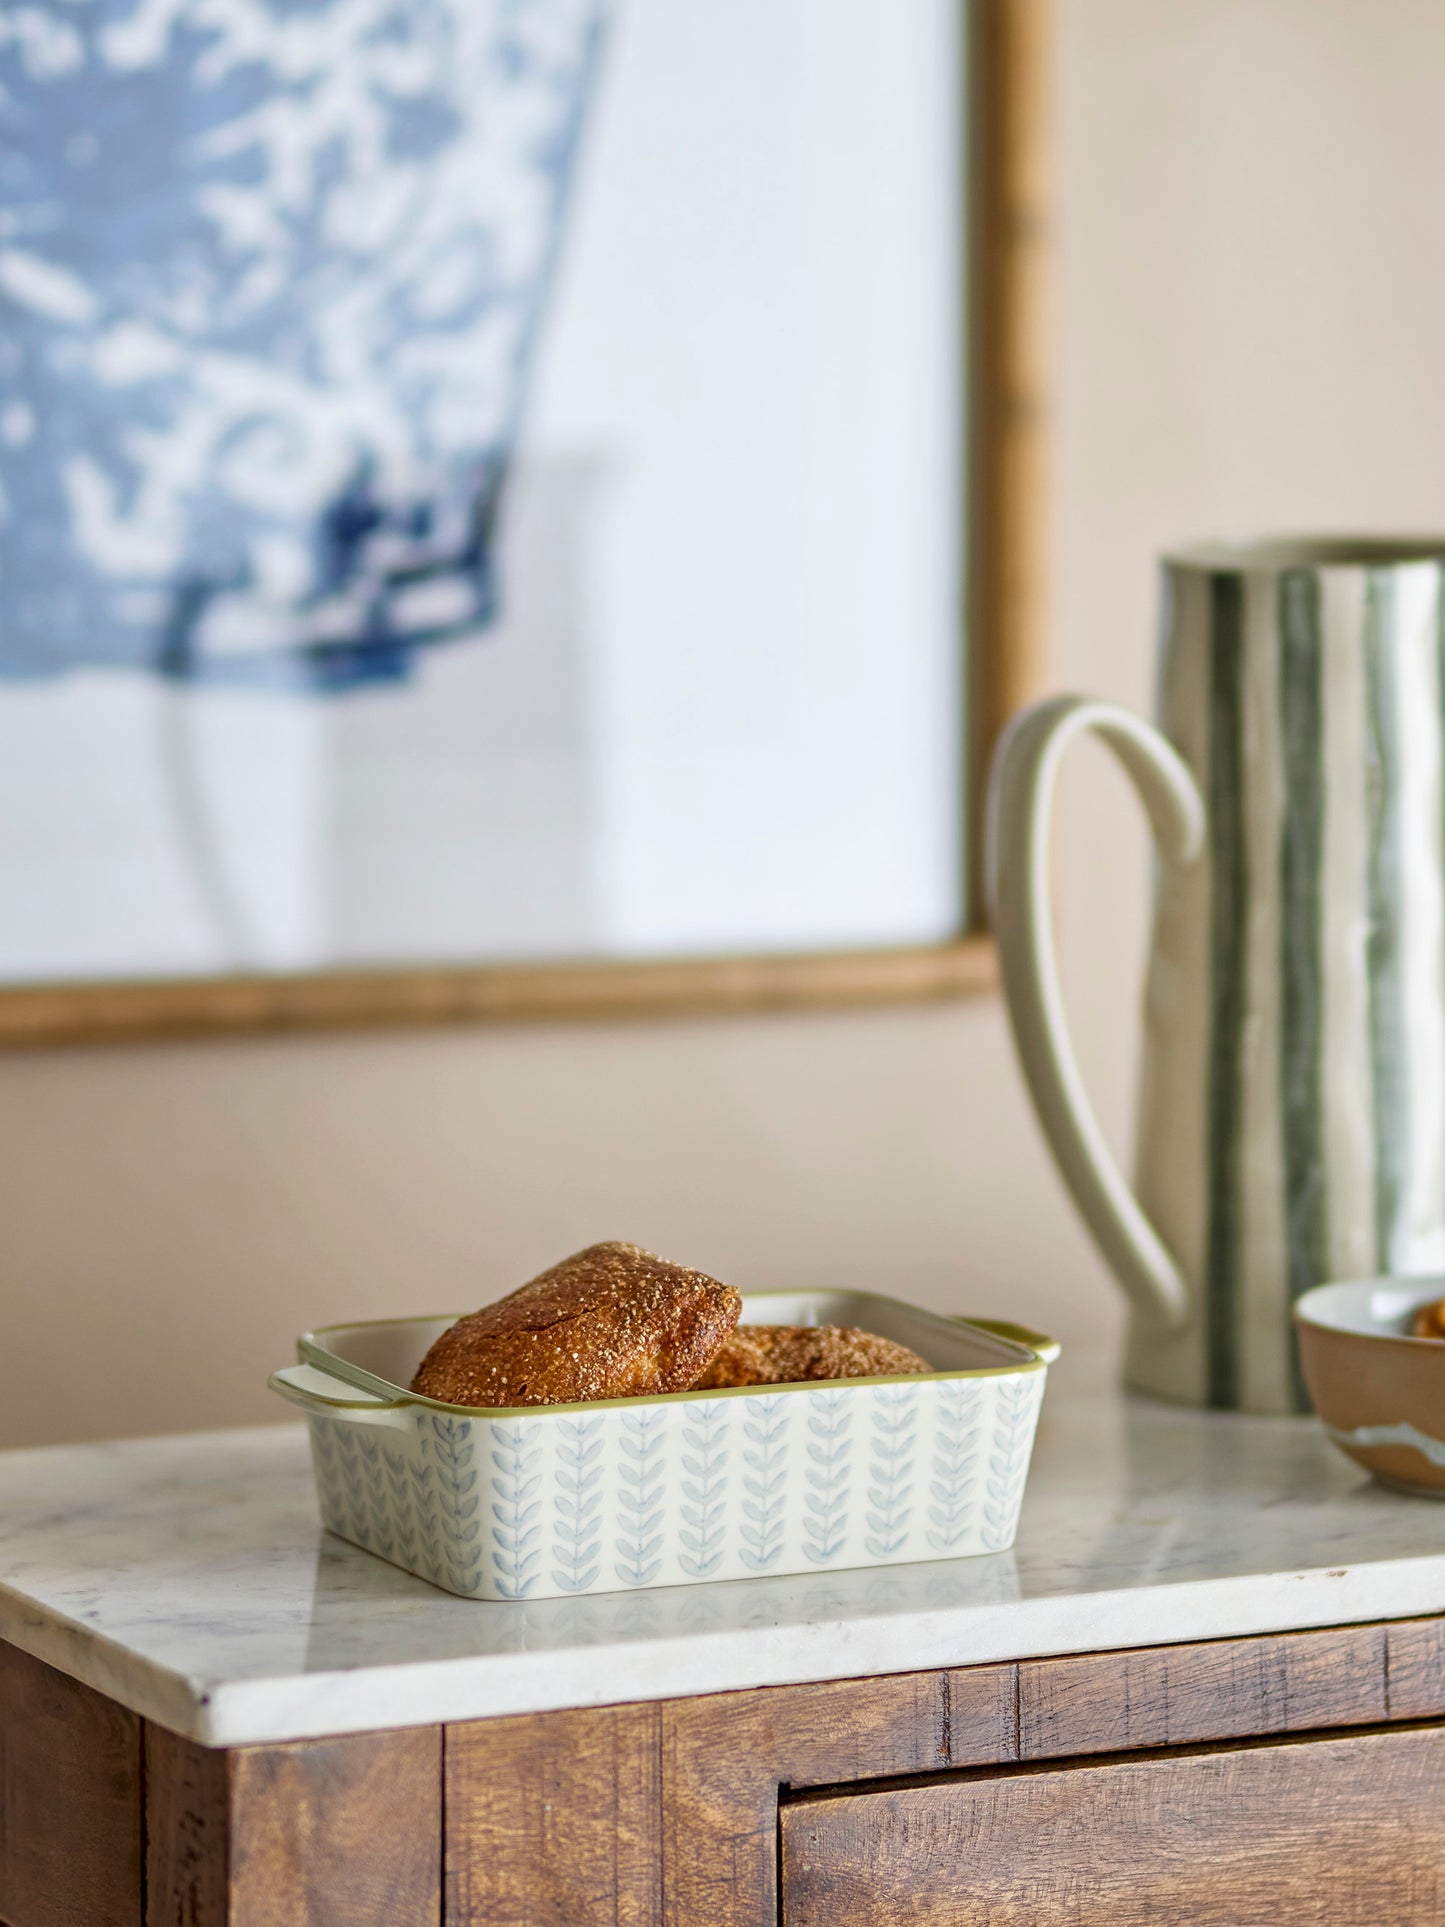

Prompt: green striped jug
xmin=988 ymin=538 xmax=1445 ymax=1413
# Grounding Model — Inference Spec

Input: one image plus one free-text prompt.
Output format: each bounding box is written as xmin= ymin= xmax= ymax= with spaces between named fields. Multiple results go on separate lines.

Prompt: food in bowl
xmin=696 ymin=1324 xmax=930 ymax=1388
xmin=1411 ymin=1296 xmax=1445 ymax=1340
xmin=409 ymin=1241 xmax=933 ymax=1408
xmin=1295 ymin=1278 xmax=1445 ymax=1496
xmin=409 ymin=1241 xmax=743 ymax=1407
xmin=271 ymin=1291 xmax=1052 ymax=1598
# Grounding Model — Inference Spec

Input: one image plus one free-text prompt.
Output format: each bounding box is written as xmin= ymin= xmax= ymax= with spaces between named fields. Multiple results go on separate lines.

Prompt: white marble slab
xmin=2 ymin=1385 xmax=1444 ymax=1747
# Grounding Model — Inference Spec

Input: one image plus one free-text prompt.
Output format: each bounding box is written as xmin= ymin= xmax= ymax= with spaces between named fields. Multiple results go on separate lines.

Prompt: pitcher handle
xmin=986 ymin=695 xmax=1206 ymax=1331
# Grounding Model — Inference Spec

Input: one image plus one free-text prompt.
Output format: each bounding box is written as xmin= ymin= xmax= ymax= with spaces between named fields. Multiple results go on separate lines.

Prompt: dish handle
xmin=958 ymin=1317 xmax=1062 ymax=1364
xmin=269 ymin=1362 xmax=416 ymax=1433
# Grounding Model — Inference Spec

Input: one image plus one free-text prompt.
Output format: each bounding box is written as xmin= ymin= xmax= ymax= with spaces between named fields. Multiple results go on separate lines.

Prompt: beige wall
xmin=6 ymin=0 xmax=1445 ymax=1448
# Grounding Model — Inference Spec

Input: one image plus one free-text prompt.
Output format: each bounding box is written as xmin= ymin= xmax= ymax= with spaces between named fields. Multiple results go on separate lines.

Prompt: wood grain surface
xmin=446 ymin=1702 xmax=661 ymax=1927
xmin=1383 ymin=1616 xmax=1445 ymax=1721
xmin=966 ymin=0 xmax=1053 ymax=915
xmin=1017 ymin=1623 xmax=1390 ymax=1760
xmin=11 ymin=1615 xmax=1445 ymax=1925
xmin=0 ymin=1643 xmax=142 ymax=1927
xmin=226 ymin=1728 xmax=440 ymax=1927
xmin=782 ymin=1724 xmax=1445 ymax=1926
xmin=144 ymin=1723 xmax=231 ymax=1927
xmin=0 ymin=939 xmax=999 ymax=1050
xmin=660 ymin=1666 xmax=1016 ymax=1927
xmin=653 ymin=1624 xmax=1440 ymax=1927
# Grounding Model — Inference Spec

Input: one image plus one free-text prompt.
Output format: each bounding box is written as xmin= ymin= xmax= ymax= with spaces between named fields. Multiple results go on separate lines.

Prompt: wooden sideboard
xmin=5 ymin=1616 xmax=1445 ymax=1925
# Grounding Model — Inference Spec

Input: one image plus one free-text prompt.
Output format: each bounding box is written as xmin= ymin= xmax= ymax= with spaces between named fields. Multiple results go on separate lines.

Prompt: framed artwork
xmin=0 ymin=0 xmax=1048 ymax=1045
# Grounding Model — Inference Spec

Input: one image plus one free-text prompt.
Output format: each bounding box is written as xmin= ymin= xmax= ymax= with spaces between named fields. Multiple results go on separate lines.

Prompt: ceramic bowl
xmin=1295 ymin=1278 xmax=1445 ymax=1496
xmin=270 ymin=1290 xmax=1058 ymax=1600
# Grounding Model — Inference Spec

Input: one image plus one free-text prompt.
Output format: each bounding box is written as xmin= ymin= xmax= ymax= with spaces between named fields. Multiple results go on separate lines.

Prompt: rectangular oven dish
xmin=270 ymin=1291 xmax=1056 ymax=1601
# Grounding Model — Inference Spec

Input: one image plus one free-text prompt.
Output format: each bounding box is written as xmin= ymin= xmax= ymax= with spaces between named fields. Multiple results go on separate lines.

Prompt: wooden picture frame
xmin=0 ymin=0 xmax=1050 ymax=1049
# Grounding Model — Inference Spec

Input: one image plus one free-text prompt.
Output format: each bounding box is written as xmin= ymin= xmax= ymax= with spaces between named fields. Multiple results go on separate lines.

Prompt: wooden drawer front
xmin=781 ymin=1725 xmax=1445 ymax=1926
xmin=0 ymin=1643 xmax=142 ymax=1927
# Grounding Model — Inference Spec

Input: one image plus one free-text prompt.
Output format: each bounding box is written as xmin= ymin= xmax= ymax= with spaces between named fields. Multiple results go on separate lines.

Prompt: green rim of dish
xmin=296 ymin=1290 xmax=1056 ymax=1418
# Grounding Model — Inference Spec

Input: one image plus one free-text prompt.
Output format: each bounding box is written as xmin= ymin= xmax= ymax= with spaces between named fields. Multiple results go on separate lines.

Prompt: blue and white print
xmin=927 ymin=1380 xmax=984 ymax=1554
xmin=678 ymin=1399 xmax=729 ymax=1579
xmin=295 ymin=1303 xmax=1051 ymax=1601
xmin=614 ymin=1406 xmax=666 ymax=1587
xmin=802 ymin=1386 xmax=854 ymax=1565
xmin=982 ymin=1380 xmax=1037 ymax=1553
xmin=551 ymin=1411 xmax=604 ymax=1593
xmin=739 ymin=1393 xmax=789 ymax=1572
xmin=0 ymin=0 xmax=606 ymax=691
xmin=488 ymin=1415 xmax=543 ymax=1597
xmin=865 ymin=1383 xmax=918 ymax=1558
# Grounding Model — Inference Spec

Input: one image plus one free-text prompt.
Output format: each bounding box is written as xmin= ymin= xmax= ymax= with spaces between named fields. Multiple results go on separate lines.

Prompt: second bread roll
xmin=696 ymin=1324 xmax=931 ymax=1388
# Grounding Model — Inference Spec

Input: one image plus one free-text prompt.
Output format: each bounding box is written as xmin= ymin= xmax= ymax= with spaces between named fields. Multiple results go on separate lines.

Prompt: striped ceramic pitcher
xmin=988 ymin=538 xmax=1445 ymax=1413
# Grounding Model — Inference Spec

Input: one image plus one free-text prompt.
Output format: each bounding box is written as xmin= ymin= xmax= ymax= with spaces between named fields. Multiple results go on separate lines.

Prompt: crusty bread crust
xmin=695 ymin=1324 xmax=931 ymax=1388
xmin=410 ymin=1241 xmax=742 ymax=1407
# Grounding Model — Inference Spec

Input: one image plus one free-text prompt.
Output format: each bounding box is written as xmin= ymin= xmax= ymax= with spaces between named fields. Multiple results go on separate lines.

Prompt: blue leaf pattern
xmin=927 ymin=1381 xmax=984 ymax=1553
xmin=865 ymin=1385 xmax=918 ymax=1558
xmin=326 ymin=1419 xmax=376 ymax=1550
xmin=802 ymin=1388 xmax=853 ymax=1564
xmin=302 ymin=1362 xmax=1044 ymax=1596
xmin=614 ymin=1409 xmax=666 ymax=1586
xmin=740 ymin=1394 xmax=789 ymax=1570
xmin=354 ymin=1429 xmax=389 ymax=1552
xmin=422 ymin=1413 xmax=483 ymax=1593
xmin=551 ymin=1413 xmax=605 ymax=1593
xmin=678 ymin=1401 xmax=730 ymax=1578
xmin=308 ymin=1417 xmax=346 ymax=1531
xmin=488 ymin=1418 xmax=542 ymax=1598
xmin=981 ymin=1381 xmax=1037 ymax=1551
xmin=410 ymin=1429 xmax=444 ymax=1583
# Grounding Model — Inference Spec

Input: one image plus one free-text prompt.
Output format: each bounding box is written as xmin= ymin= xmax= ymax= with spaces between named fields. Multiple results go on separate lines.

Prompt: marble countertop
xmin=3 ymin=1383 xmax=1444 ymax=1748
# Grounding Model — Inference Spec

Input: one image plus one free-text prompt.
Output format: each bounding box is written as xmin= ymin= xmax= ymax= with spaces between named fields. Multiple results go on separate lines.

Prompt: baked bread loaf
xmin=695 ymin=1324 xmax=931 ymax=1388
xmin=410 ymin=1241 xmax=742 ymax=1407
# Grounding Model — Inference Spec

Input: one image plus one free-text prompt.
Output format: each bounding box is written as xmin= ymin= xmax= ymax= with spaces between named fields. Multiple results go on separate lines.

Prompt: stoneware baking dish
xmin=270 ymin=1291 xmax=1057 ymax=1600
xmin=1296 ymin=1278 xmax=1445 ymax=1497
